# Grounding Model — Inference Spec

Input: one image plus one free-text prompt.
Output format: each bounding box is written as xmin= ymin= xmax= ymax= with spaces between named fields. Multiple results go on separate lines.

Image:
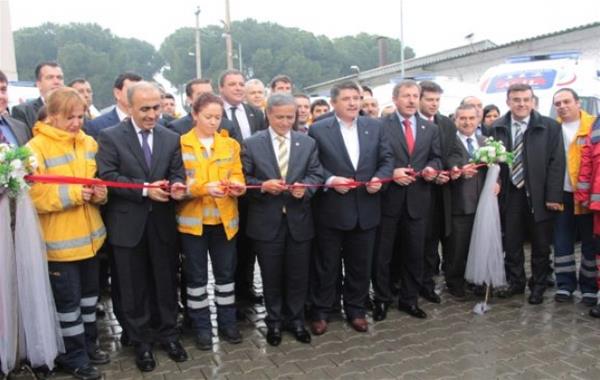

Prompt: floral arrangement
xmin=471 ymin=137 xmax=513 ymax=165
xmin=0 ymin=143 xmax=38 ymax=198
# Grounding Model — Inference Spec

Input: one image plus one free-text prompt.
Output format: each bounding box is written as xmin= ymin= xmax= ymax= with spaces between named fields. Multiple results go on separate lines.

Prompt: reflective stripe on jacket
xmin=27 ymin=122 xmax=106 ymax=262
xmin=176 ymin=129 xmax=244 ymax=240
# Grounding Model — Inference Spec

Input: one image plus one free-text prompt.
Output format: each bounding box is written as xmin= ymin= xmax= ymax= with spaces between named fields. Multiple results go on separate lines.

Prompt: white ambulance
xmin=478 ymin=51 xmax=600 ymax=117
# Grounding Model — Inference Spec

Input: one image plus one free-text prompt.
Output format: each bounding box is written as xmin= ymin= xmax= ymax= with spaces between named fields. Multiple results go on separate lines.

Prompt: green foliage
xmin=0 ymin=144 xmax=36 ymax=198
xmin=14 ymin=23 xmax=164 ymax=108
xmin=159 ymin=18 xmax=415 ymax=89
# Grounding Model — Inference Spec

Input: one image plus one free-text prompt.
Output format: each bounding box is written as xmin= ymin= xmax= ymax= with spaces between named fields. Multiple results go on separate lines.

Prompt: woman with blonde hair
xmin=27 ymin=87 xmax=108 ymax=380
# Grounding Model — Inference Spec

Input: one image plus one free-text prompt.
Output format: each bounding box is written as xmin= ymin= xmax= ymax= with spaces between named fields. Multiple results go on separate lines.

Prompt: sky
xmin=6 ymin=0 xmax=600 ymax=58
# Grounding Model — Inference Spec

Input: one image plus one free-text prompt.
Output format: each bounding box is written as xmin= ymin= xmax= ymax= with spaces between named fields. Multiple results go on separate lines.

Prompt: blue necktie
xmin=466 ymin=137 xmax=474 ymax=158
xmin=140 ymin=130 xmax=152 ymax=169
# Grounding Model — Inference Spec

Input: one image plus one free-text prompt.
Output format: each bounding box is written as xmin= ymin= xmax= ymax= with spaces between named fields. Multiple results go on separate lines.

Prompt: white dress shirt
xmin=224 ymin=101 xmax=252 ymax=139
xmin=337 ymin=116 xmax=360 ymax=170
xmin=511 ymin=116 xmax=529 ymax=146
xmin=131 ymin=119 xmax=154 ymax=196
xmin=269 ymin=127 xmax=291 ymax=170
xmin=115 ymin=105 xmax=128 ymax=122
xmin=457 ymin=131 xmax=480 ymax=153
xmin=397 ymin=112 xmax=417 ymax=143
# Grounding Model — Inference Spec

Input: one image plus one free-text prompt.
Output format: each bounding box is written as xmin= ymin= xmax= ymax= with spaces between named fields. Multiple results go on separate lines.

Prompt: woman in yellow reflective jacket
xmin=176 ymin=92 xmax=245 ymax=350
xmin=27 ymin=87 xmax=108 ymax=380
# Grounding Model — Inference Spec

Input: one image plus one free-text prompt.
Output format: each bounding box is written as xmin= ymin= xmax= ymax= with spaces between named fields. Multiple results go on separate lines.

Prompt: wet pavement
xmin=8 ymin=249 xmax=600 ymax=380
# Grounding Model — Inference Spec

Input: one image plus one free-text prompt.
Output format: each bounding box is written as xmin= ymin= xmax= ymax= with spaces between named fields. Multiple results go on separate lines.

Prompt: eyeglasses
xmin=139 ymin=104 xmax=161 ymax=112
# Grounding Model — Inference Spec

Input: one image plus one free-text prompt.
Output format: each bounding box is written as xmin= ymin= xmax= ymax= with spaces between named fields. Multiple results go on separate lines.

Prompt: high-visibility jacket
xmin=560 ymin=111 xmax=595 ymax=214
xmin=27 ymin=122 xmax=106 ymax=262
xmin=176 ymin=129 xmax=244 ymax=240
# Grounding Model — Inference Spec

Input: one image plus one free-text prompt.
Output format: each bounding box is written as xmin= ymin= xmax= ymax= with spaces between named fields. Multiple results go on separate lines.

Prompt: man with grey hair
xmin=245 ymin=78 xmax=266 ymax=109
xmin=242 ymin=93 xmax=323 ymax=346
xmin=96 ymin=81 xmax=189 ymax=372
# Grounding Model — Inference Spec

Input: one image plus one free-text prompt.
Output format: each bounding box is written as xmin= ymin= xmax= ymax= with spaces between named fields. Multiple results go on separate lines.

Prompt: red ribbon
xmin=26 ymin=164 xmax=488 ymax=191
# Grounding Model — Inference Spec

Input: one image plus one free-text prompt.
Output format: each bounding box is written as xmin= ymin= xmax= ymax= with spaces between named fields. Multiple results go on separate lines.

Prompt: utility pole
xmin=194 ymin=6 xmax=202 ymax=78
xmin=224 ymin=0 xmax=234 ymax=70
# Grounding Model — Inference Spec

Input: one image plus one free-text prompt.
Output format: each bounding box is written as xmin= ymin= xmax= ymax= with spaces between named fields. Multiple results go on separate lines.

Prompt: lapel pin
xmin=295 ymin=142 xmax=300 ymax=146
xmin=421 ymin=125 xmax=425 ymax=129
xmin=365 ymin=131 xmax=369 ymax=135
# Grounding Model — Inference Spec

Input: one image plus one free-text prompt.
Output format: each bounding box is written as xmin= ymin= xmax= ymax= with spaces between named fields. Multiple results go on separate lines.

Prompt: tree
xmin=14 ymin=23 xmax=164 ymax=108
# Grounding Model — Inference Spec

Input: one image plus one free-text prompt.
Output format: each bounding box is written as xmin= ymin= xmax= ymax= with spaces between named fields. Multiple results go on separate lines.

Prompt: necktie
xmin=402 ymin=119 xmax=414 ymax=155
xmin=140 ymin=130 xmax=152 ymax=169
xmin=0 ymin=118 xmax=8 ymax=144
xmin=230 ymin=106 xmax=241 ymax=136
xmin=276 ymin=135 xmax=288 ymax=180
xmin=511 ymin=122 xmax=524 ymax=188
xmin=466 ymin=137 xmax=475 ymax=158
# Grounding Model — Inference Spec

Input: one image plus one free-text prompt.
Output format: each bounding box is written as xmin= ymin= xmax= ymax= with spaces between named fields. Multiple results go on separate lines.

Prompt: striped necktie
xmin=511 ymin=122 xmax=524 ymax=188
xmin=276 ymin=135 xmax=288 ymax=180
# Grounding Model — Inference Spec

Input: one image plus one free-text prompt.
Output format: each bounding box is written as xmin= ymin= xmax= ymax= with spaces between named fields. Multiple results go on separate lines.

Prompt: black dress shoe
xmin=195 ymin=331 xmax=213 ymax=351
xmin=373 ymin=301 xmax=388 ymax=322
xmin=162 ymin=341 xmax=188 ymax=362
xmin=398 ymin=302 xmax=427 ymax=319
xmin=496 ymin=284 xmax=525 ymax=298
xmin=420 ymin=289 xmax=441 ymax=304
xmin=87 ymin=347 xmax=110 ymax=365
xmin=528 ymin=288 xmax=545 ymax=305
xmin=135 ymin=350 xmax=156 ymax=372
xmin=219 ymin=326 xmax=242 ymax=344
xmin=119 ymin=331 xmax=132 ymax=347
xmin=288 ymin=326 xmax=311 ymax=343
xmin=447 ymin=287 xmax=467 ymax=300
xmin=266 ymin=327 xmax=282 ymax=346
xmin=63 ymin=363 xmax=101 ymax=380
xmin=589 ymin=304 xmax=600 ymax=318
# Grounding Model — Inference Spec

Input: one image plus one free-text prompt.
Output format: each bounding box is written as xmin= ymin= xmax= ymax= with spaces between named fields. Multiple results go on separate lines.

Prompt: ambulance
xmin=478 ymin=51 xmax=600 ymax=117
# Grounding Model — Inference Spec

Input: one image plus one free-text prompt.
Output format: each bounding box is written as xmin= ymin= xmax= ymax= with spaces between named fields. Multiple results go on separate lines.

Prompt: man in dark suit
xmin=417 ymin=80 xmax=456 ymax=304
xmin=489 ymin=83 xmax=565 ymax=304
xmin=166 ymin=78 xmax=240 ymax=141
xmin=84 ymin=72 xmax=142 ymax=140
xmin=96 ymin=82 xmax=188 ymax=372
xmin=11 ymin=61 xmax=64 ymax=129
xmin=372 ymin=80 xmax=442 ymax=321
xmin=445 ymin=104 xmax=490 ymax=299
xmin=219 ymin=69 xmax=268 ymax=305
xmin=308 ymin=81 xmax=393 ymax=335
xmin=1 ymin=70 xmax=31 ymax=145
xmin=243 ymin=93 xmax=323 ymax=346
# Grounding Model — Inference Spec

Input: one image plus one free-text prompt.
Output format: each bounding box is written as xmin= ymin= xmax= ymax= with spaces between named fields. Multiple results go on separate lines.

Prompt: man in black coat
xmin=445 ymin=104 xmax=489 ymax=298
xmin=219 ymin=69 xmax=268 ymax=305
xmin=96 ymin=82 xmax=188 ymax=372
xmin=372 ymin=80 xmax=442 ymax=321
xmin=1 ymin=70 xmax=31 ymax=145
xmin=243 ymin=93 xmax=323 ymax=346
xmin=489 ymin=83 xmax=565 ymax=304
xmin=309 ymin=81 xmax=393 ymax=335
xmin=11 ymin=61 xmax=64 ymax=129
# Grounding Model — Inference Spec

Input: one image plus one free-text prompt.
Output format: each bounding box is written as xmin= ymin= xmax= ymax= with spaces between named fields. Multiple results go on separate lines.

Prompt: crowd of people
xmin=1 ymin=60 xmax=599 ymax=380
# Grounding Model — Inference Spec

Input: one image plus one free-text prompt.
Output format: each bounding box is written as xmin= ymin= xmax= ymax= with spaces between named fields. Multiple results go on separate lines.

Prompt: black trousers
xmin=255 ymin=217 xmax=311 ymax=329
xmin=503 ymin=185 xmax=553 ymax=289
xmin=423 ymin=187 xmax=445 ymax=292
xmin=374 ymin=210 xmax=425 ymax=306
xmin=235 ymin=197 xmax=258 ymax=298
xmin=312 ymin=225 xmax=376 ymax=321
xmin=445 ymin=214 xmax=475 ymax=291
xmin=49 ymin=257 xmax=99 ymax=369
xmin=111 ymin=217 xmax=179 ymax=346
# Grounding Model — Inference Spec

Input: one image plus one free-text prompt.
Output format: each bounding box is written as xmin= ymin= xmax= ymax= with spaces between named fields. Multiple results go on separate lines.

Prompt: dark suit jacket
xmin=433 ymin=113 xmax=457 ymax=237
xmin=84 ymin=108 xmax=120 ymax=140
xmin=380 ymin=113 xmax=442 ymax=219
xmin=447 ymin=134 xmax=487 ymax=215
xmin=308 ymin=116 xmax=394 ymax=231
xmin=489 ymin=110 xmax=565 ymax=222
xmin=2 ymin=115 xmax=32 ymax=146
xmin=223 ymin=103 xmax=267 ymax=142
xmin=242 ymin=130 xmax=323 ymax=242
xmin=96 ymin=120 xmax=185 ymax=248
xmin=167 ymin=113 xmax=241 ymax=142
xmin=11 ymin=97 xmax=44 ymax=129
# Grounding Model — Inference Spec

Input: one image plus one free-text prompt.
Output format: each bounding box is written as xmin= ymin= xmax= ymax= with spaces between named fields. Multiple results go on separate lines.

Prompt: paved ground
xmin=8 ymin=251 xmax=600 ymax=380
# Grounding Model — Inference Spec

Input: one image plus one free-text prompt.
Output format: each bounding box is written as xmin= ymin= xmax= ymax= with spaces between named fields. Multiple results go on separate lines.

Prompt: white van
xmin=479 ymin=52 xmax=600 ymax=117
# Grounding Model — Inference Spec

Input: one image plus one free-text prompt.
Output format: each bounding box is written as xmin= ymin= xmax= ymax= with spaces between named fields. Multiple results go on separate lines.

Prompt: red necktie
xmin=402 ymin=119 xmax=414 ymax=155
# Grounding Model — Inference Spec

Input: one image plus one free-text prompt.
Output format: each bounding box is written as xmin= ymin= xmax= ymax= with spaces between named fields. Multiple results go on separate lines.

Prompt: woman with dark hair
xmin=482 ymin=104 xmax=501 ymax=130
xmin=27 ymin=87 xmax=109 ymax=380
xmin=176 ymin=92 xmax=246 ymax=350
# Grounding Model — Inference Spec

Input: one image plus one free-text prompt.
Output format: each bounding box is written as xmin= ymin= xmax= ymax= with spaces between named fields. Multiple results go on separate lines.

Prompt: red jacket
xmin=575 ymin=117 xmax=600 ymax=214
